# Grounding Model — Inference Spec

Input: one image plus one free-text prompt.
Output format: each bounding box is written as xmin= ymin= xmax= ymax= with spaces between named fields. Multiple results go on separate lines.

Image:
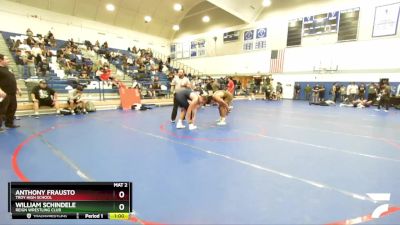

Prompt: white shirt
xmin=171 ymin=76 xmax=190 ymax=92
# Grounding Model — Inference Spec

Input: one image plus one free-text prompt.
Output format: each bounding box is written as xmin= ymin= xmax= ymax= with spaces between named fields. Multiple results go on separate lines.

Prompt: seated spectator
xmin=26 ymin=28 xmax=34 ymax=37
xmin=151 ymin=76 xmax=161 ymax=97
xmin=49 ymin=36 xmax=56 ymax=48
xmin=31 ymin=80 xmax=60 ymax=118
xmin=100 ymin=65 xmax=112 ymax=81
xmin=18 ymin=40 xmax=31 ymax=52
xmin=12 ymin=39 xmax=22 ymax=51
xmin=37 ymin=58 xmax=49 ymax=77
xmin=67 ymin=85 xmax=87 ymax=115
xmin=27 ymin=36 xmax=36 ymax=47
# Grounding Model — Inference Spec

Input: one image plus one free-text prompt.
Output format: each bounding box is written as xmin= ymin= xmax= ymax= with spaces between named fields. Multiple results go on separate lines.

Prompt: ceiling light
xmin=174 ymin=3 xmax=183 ymax=11
xmin=106 ymin=3 xmax=115 ymax=11
xmin=172 ymin=25 xmax=180 ymax=31
xmin=144 ymin=16 xmax=152 ymax=23
xmin=202 ymin=15 xmax=210 ymax=23
xmin=262 ymin=0 xmax=271 ymax=7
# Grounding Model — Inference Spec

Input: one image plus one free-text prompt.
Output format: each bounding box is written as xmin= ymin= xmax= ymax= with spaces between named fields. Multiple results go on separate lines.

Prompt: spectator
xmin=26 ymin=28 xmax=33 ymax=37
xmin=276 ymin=82 xmax=283 ymax=100
xmin=319 ymin=84 xmax=326 ymax=101
xmin=330 ymin=82 xmax=338 ymax=102
xmin=67 ymin=85 xmax=87 ymax=115
xmin=151 ymin=76 xmax=161 ymax=98
xmin=0 ymin=54 xmax=20 ymax=132
xmin=12 ymin=39 xmax=22 ymax=51
xmin=18 ymin=40 xmax=31 ymax=52
xmin=339 ymin=85 xmax=347 ymax=102
xmin=304 ymin=84 xmax=312 ymax=101
xmin=15 ymin=50 xmax=25 ymax=78
xmin=367 ymin=82 xmax=378 ymax=102
xmin=31 ymin=43 xmax=42 ymax=57
xmin=347 ymin=82 xmax=358 ymax=101
xmin=31 ymin=80 xmax=60 ymax=118
xmin=376 ymin=83 xmax=391 ymax=112
xmin=358 ymin=83 xmax=366 ymax=100
xmin=26 ymin=36 xmax=36 ymax=47
xmin=227 ymin=77 xmax=235 ymax=95
xmin=248 ymin=78 xmax=256 ymax=100
xmin=311 ymin=84 xmax=320 ymax=103
xmin=26 ymin=52 xmax=36 ymax=77
xmin=294 ymin=83 xmax=301 ymax=100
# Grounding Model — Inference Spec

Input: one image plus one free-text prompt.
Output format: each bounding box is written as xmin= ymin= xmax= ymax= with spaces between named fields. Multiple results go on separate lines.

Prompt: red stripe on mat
xmin=325 ymin=206 xmax=400 ymax=225
xmin=12 ymin=125 xmax=166 ymax=225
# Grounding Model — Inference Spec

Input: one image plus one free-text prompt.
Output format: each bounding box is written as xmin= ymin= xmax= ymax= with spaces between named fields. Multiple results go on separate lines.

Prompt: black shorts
xmin=38 ymin=99 xmax=54 ymax=107
xmin=177 ymin=98 xmax=189 ymax=109
xmin=175 ymin=89 xmax=191 ymax=109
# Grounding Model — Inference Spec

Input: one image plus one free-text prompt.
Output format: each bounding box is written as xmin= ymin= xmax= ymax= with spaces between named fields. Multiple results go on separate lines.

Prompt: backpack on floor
xmin=85 ymin=101 xmax=96 ymax=112
xmin=60 ymin=108 xmax=72 ymax=115
xmin=395 ymin=104 xmax=400 ymax=110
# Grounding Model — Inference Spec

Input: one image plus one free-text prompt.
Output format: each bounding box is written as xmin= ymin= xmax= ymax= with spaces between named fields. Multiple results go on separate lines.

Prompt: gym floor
xmin=1 ymin=100 xmax=399 ymax=225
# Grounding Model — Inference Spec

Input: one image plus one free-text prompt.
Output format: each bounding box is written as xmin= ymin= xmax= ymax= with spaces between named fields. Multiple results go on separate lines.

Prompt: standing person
xmin=227 ymin=77 xmax=235 ymax=95
xmin=0 ymin=54 xmax=20 ymax=132
xmin=340 ymin=85 xmax=347 ymax=102
xmin=15 ymin=50 xmax=25 ymax=78
xmin=367 ymin=82 xmax=377 ymax=102
xmin=376 ymin=83 xmax=391 ymax=112
xmin=311 ymin=84 xmax=320 ymax=104
xmin=358 ymin=83 xmax=366 ymax=100
xmin=304 ymin=84 xmax=312 ymax=101
xmin=276 ymin=82 xmax=283 ymax=100
xmin=331 ymin=83 xmax=338 ymax=102
xmin=319 ymin=84 xmax=326 ymax=102
xmin=174 ymin=89 xmax=207 ymax=130
xmin=294 ymin=83 xmax=301 ymax=100
xmin=248 ymin=78 xmax=256 ymax=100
xmin=210 ymin=90 xmax=233 ymax=126
xmin=170 ymin=69 xmax=191 ymax=122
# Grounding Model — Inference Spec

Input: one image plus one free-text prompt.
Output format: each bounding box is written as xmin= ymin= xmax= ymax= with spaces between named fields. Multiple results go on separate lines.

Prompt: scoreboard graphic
xmin=8 ymin=182 xmax=132 ymax=220
xmin=303 ymin=11 xmax=339 ymax=36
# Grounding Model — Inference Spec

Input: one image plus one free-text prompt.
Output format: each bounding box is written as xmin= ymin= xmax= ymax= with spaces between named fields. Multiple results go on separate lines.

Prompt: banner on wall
xmin=243 ymin=28 xmax=267 ymax=51
xmin=372 ymin=3 xmax=400 ymax=37
xmin=255 ymin=28 xmax=267 ymax=50
xmin=223 ymin=30 xmax=240 ymax=42
xmin=170 ymin=44 xmax=176 ymax=59
xmin=182 ymin=42 xmax=190 ymax=58
xmin=243 ymin=30 xmax=254 ymax=51
xmin=175 ymin=43 xmax=183 ymax=59
xmin=190 ymin=39 xmax=206 ymax=57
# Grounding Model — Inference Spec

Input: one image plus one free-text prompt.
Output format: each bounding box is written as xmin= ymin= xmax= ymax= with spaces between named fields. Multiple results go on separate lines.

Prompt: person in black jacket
xmin=0 ymin=54 xmax=21 ymax=132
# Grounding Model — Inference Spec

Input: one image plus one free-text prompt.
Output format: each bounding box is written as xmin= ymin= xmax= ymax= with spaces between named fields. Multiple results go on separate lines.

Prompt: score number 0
xmin=118 ymin=191 xmax=125 ymax=211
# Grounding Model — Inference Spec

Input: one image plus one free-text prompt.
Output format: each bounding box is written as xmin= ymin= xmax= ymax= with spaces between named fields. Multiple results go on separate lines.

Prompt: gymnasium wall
xmin=174 ymin=0 xmax=400 ymax=76
xmin=0 ymin=0 xmax=169 ymax=55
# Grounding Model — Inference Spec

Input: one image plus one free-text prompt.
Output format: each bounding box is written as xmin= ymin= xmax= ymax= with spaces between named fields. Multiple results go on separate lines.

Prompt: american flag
xmin=269 ymin=49 xmax=285 ymax=73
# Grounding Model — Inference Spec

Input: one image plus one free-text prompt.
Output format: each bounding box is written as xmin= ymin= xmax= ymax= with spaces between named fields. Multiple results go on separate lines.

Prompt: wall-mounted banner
xmin=223 ymin=30 xmax=240 ymax=42
xmin=190 ymin=39 xmax=206 ymax=57
xmin=372 ymin=3 xmax=400 ymax=37
xmin=243 ymin=30 xmax=255 ymax=51
xmin=255 ymin=28 xmax=267 ymax=50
